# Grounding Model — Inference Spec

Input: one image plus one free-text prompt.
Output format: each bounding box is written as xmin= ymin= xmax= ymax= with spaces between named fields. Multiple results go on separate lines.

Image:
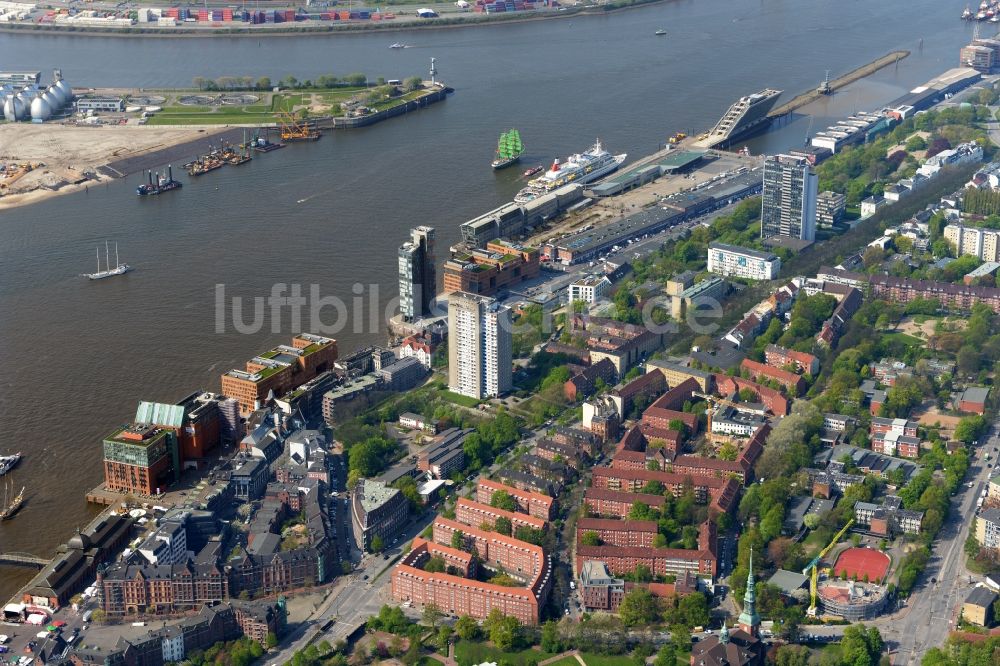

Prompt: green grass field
xmin=579 ymin=654 xmax=635 ymax=666
xmin=440 ymin=390 xmax=482 ymax=408
xmin=453 ymin=641 xmax=553 ymax=666
xmin=145 ymin=86 xmax=410 ymax=125
xmin=882 ymin=331 xmax=923 ymax=347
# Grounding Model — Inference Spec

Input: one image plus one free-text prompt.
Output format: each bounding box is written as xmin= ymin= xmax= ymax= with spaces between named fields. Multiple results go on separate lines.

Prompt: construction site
xmin=0 ymin=76 xmax=448 ymax=210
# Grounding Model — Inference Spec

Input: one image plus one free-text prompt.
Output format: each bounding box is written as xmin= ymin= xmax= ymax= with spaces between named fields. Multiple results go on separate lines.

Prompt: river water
xmin=0 ymin=0 xmax=980 ymax=597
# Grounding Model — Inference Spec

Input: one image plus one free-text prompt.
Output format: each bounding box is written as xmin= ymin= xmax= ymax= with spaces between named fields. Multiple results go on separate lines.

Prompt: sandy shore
xmin=0 ymin=124 xmax=229 ymax=211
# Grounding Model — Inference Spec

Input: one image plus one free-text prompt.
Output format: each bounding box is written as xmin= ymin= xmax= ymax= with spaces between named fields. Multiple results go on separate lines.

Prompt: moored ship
xmin=514 ymin=139 xmax=626 ymax=203
xmin=137 ymin=166 xmax=182 ymax=196
xmin=186 ymin=154 xmax=225 ymax=176
xmin=492 ymin=128 xmax=524 ymax=170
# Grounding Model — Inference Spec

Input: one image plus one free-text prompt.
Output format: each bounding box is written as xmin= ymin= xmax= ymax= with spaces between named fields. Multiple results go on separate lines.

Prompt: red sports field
xmin=832 ymin=547 xmax=890 ymax=582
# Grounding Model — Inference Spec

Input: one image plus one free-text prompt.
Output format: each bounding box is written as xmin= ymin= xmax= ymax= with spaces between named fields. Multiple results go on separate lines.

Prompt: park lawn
xmin=440 ymin=390 xmax=481 ymax=408
xmin=368 ymin=88 xmax=431 ymax=111
xmin=882 ymin=332 xmax=923 ymax=347
xmin=453 ymin=640 xmax=553 ymax=666
xmin=801 ymin=530 xmax=828 ymax=557
xmin=146 ymin=86 xmax=427 ymax=125
xmin=146 ymin=113 xmax=278 ymax=125
xmin=580 ymin=654 xmax=639 ymax=666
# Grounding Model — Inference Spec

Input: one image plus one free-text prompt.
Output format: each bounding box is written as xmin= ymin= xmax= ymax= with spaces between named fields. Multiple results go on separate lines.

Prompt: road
xmin=874 ymin=418 xmax=1000 ymax=664
xmin=267 ymin=509 xmax=436 ymax=665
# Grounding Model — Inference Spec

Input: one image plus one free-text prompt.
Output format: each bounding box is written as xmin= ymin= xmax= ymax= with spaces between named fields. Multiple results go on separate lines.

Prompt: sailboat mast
xmin=105 ymin=241 xmax=110 ymax=273
xmin=96 ymin=247 xmax=100 ymax=273
xmin=115 ymin=243 xmax=120 ymax=269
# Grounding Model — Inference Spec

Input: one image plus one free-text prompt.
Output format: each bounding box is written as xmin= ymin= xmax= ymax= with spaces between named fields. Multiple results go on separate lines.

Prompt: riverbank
xmin=0 ymin=83 xmax=450 ymax=210
xmin=768 ymin=50 xmax=911 ymax=118
xmin=0 ymin=0 xmax=665 ymax=38
xmin=0 ymin=124 xmax=232 ymax=211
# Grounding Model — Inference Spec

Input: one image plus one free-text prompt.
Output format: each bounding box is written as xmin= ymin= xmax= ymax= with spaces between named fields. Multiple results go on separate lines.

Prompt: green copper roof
xmin=738 ymin=548 xmax=760 ymax=631
xmin=135 ymin=401 xmax=185 ymax=428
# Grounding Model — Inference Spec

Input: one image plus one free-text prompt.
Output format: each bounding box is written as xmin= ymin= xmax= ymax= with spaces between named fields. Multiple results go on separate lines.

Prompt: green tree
xmin=840 ymin=624 xmax=885 ymax=666
xmin=424 ymin=556 xmax=447 ymax=573
xmin=490 ymin=489 xmax=518 ymax=512
xmin=955 ymin=415 xmax=988 ymax=444
xmin=435 ymin=625 xmax=453 ymax=652
xmin=773 ymin=645 xmax=809 ymax=666
xmin=451 ymin=529 xmax=465 ymax=551
xmin=370 ymin=535 xmax=385 ymax=553
xmin=678 ymin=592 xmax=710 ymax=629
xmin=581 ymin=531 xmax=601 ymax=547
xmin=403 ymin=76 xmax=423 ymax=92
xmin=495 ymin=516 xmax=513 ymax=536
xmin=422 ymin=603 xmax=444 ymax=628
xmin=454 ymin=615 xmax=480 ymax=641
xmin=618 ymin=588 xmax=661 ymax=627
xmin=488 ymin=612 xmax=522 ymax=651
xmin=654 ymin=645 xmax=676 ymax=666
xmin=265 ymin=632 xmax=278 ymax=649
xmin=905 ymin=135 xmax=927 ymax=152
xmin=540 ymin=620 xmax=561 ymax=653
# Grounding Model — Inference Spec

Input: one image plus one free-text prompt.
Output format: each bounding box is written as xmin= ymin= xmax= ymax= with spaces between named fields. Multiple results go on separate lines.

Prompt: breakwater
xmin=327 ymin=86 xmax=451 ymax=128
xmin=768 ymin=50 xmax=911 ymax=118
xmin=98 ymin=86 xmax=450 ymax=177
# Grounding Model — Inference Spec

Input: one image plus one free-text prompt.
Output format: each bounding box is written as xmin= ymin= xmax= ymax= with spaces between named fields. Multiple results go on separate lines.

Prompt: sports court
xmin=832 ymin=547 xmax=890 ymax=582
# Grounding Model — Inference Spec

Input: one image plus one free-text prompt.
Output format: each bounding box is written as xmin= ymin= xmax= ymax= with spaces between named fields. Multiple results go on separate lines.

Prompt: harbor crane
xmin=278 ymin=111 xmax=321 ymax=142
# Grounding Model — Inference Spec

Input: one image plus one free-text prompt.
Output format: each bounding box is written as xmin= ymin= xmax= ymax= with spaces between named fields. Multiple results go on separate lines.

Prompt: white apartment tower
xmin=761 ymin=154 xmax=818 ymax=242
xmin=448 ymin=292 xmax=512 ymax=399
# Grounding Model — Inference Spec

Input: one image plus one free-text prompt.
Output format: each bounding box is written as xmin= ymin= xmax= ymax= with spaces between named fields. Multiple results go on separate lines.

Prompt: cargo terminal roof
xmin=657 ymin=150 xmax=707 ymax=173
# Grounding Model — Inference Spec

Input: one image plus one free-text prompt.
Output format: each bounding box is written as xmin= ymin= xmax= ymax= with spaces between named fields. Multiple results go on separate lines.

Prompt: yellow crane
xmin=805 ymin=519 xmax=854 ymax=616
xmin=278 ymin=111 xmax=321 ymax=142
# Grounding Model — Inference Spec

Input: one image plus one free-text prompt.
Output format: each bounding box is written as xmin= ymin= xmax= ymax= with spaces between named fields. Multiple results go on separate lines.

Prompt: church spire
xmin=738 ymin=548 xmax=760 ymax=637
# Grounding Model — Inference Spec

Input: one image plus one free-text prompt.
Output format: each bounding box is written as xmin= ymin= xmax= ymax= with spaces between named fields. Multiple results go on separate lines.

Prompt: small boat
xmin=389 ymin=42 xmax=407 ymax=49
xmin=655 ymin=28 xmax=666 ymax=35
xmin=0 ymin=485 xmax=24 ymax=521
xmin=0 ymin=454 xmax=20 ymax=477
xmin=523 ymin=165 xmax=544 ymax=178
xmin=492 ymin=128 xmax=524 ymax=170
xmin=963 ymin=5 xmax=974 ymax=18
xmin=85 ymin=241 xmax=130 ymax=281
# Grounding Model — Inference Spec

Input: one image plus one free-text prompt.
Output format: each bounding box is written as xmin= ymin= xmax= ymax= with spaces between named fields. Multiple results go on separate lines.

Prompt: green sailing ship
xmin=492 ymin=128 xmax=524 ymax=170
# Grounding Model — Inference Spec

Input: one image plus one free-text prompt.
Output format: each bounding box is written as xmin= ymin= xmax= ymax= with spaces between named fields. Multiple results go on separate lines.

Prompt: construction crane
xmin=278 ymin=111 xmax=321 ymax=142
xmin=692 ymin=391 xmax=744 ymax=435
xmin=804 ymin=519 xmax=854 ymax=616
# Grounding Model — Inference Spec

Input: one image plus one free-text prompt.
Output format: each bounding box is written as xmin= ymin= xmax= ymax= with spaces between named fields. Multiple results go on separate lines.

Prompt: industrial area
xmin=0 ymin=65 xmax=449 ymax=209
